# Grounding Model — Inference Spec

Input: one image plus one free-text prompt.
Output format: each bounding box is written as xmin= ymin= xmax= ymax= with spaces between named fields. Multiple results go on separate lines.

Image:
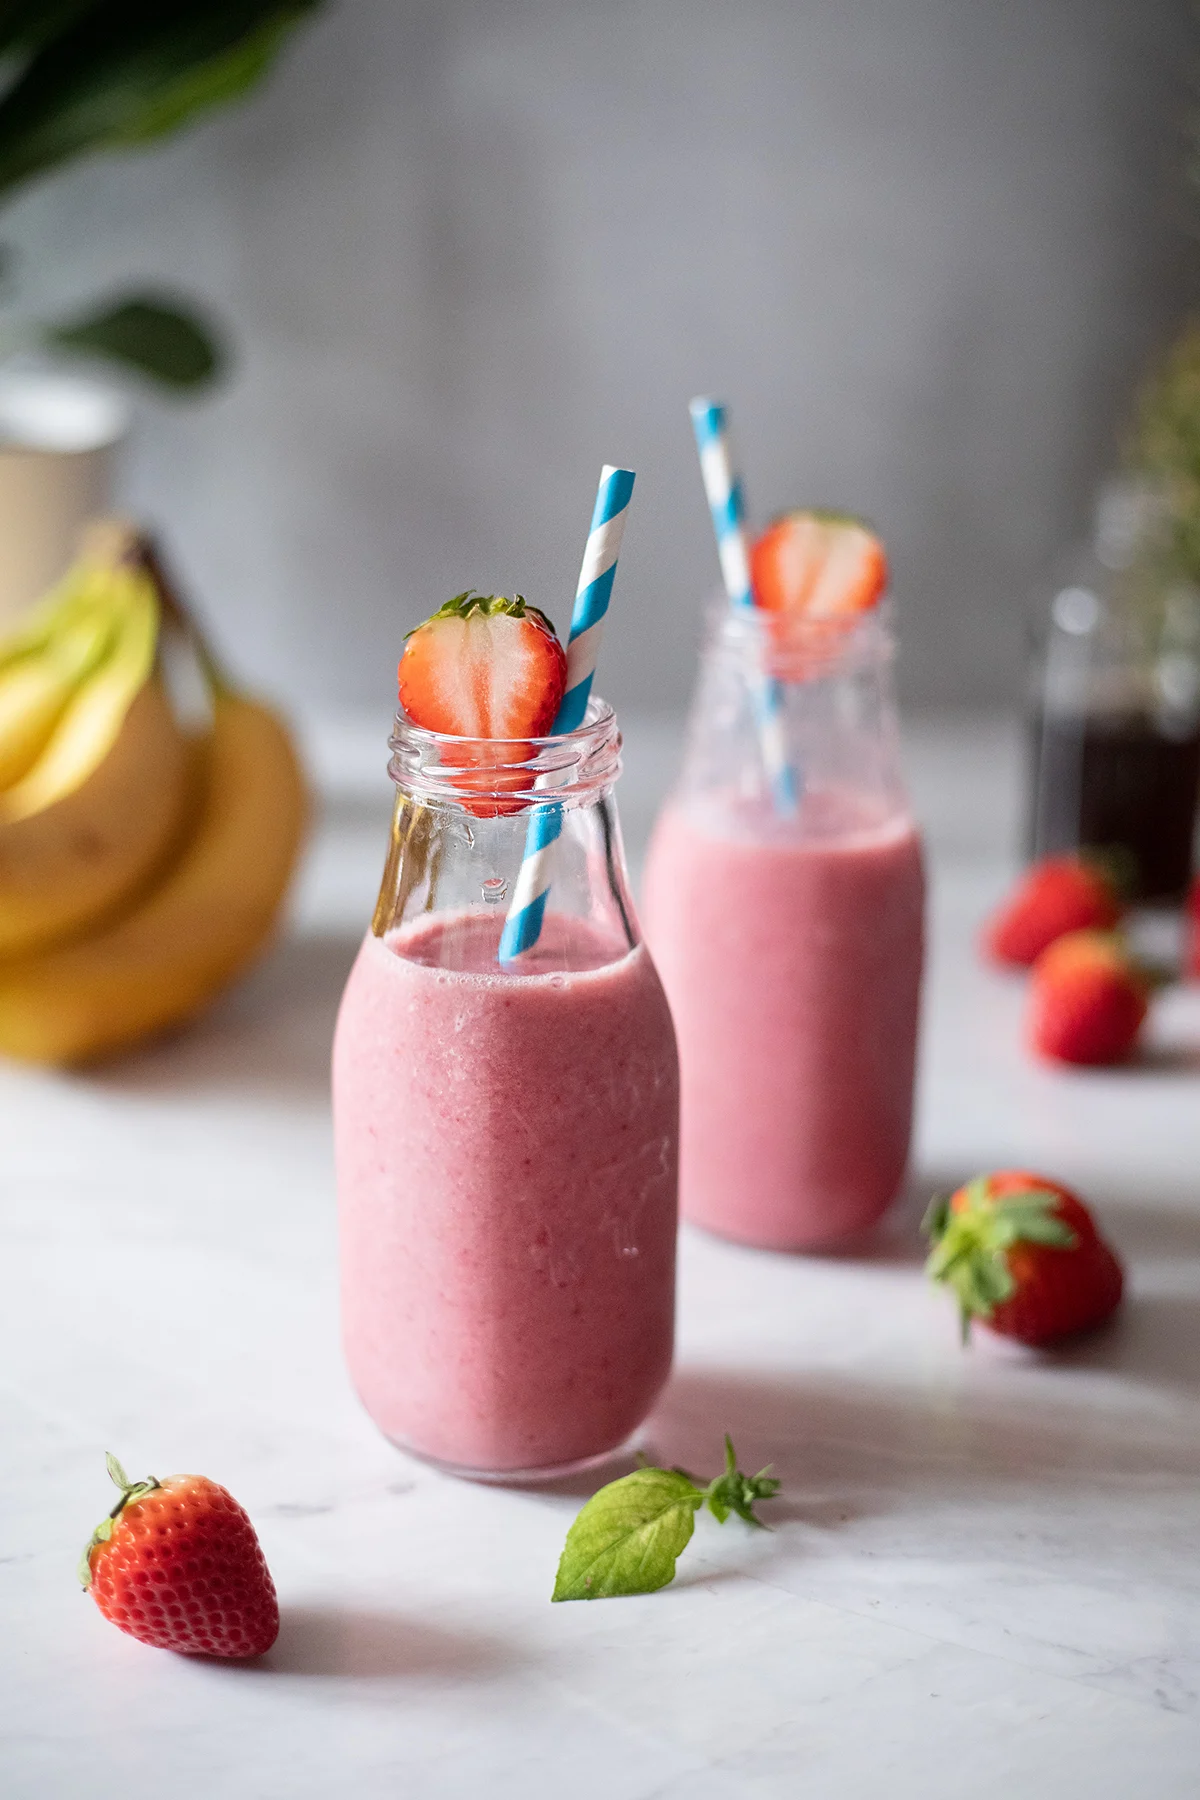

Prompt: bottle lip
xmin=387 ymin=695 xmax=622 ymax=808
xmin=705 ymin=598 xmax=896 ymax=679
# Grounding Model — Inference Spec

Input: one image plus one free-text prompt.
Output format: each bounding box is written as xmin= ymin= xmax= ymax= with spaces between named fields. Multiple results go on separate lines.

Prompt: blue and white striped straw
xmin=498 ymin=464 xmax=635 ymax=964
xmin=688 ymin=397 xmax=796 ymax=812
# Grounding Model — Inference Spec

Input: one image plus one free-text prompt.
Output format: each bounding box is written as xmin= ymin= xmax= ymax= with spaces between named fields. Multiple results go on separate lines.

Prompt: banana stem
xmin=135 ymin=537 xmax=232 ymax=698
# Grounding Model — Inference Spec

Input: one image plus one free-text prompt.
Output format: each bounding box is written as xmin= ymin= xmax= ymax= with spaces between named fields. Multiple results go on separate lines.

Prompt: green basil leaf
xmin=552 ymin=1468 xmax=703 ymax=1602
xmin=44 ymin=294 xmax=225 ymax=388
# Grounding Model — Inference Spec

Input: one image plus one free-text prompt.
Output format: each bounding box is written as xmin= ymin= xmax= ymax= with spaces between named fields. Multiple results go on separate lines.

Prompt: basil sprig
xmin=552 ymin=1436 xmax=780 ymax=1602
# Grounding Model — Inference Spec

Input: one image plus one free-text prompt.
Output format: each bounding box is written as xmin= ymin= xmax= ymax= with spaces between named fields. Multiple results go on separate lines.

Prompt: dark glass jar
xmin=1028 ymin=484 xmax=1200 ymax=902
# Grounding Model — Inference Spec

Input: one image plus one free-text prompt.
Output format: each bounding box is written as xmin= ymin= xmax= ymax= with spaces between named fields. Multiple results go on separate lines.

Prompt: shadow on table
xmin=866 ymin=1169 xmax=1200 ymax=1286
xmin=1028 ymin=1195 xmax=1200 ymax=1391
xmin=640 ymin=1335 xmax=1200 ymax=1516
xmin=1128 ymin=1043 xmax=1200 ymax=1075
xmin=799 ymin=1179 xmax=931 ymax=1267
xmin=1055 ymin=1292 xmax=1200 ymax=1392
xmin=681 ymin=1175 xmax=942 ymax=1274
xmin=1097 ymin=1197 xmax=1200 ymax=1260
xmin=253 ymin=1604 xmax=516 ymax=1682
xmin=82 ymin=930 xmax=361 ymax=1106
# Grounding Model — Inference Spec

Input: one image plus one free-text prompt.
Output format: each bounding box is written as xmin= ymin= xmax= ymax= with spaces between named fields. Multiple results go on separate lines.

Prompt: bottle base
xmin=383 ymin=1429 xmax=646 ymax=1488
xmin=682 ymin=1202 xmax=899 ymax=1255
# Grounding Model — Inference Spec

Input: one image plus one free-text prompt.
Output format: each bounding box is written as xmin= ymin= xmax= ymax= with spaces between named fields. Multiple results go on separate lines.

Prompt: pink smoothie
xmin=642 ymin=788 xmax=924 ymax=1250
xmin=333 ymin=912 xmax=679 ymax=1475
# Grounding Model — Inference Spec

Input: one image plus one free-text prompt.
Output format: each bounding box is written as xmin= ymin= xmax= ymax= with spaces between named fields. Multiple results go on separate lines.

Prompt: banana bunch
xmin=0 ymin=523 xmax=308 ymax=1064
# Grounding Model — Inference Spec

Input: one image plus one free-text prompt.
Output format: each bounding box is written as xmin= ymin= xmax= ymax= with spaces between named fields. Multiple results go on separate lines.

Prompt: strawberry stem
xmin=405 ymin=591 xmax=560 ymax=642
xmin=79 ymin=1453 xmax=161 ymax=1590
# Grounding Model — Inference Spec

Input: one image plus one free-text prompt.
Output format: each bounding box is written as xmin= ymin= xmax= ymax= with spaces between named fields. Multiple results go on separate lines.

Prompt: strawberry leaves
xmin=408 ymin=591 xmax=558 ymax=639
xmin=552 ymin=1437 xmax=779 ymax=1601
xmin=923 ymin=1179 xmax=1076 ymax=1341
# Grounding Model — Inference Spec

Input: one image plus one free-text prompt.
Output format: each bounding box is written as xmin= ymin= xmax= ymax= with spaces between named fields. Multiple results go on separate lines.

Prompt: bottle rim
xmin=387 ymin=695 xmax=622 ymax=808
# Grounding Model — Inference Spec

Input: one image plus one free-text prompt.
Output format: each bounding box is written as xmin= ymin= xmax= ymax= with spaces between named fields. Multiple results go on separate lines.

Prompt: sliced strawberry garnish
xmin=398 ymin=592 xmax=566 ymax=739
xmin=750 ymin=511 xmax=887 ymax=617
xmin=397 ymin=593 xmax=568 ymax=816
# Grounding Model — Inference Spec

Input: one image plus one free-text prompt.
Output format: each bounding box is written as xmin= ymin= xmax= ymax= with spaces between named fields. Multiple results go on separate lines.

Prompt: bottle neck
xmin=705 ymin=599 xmax=898 ymax=681
xmin=676 ymin=602 xmax=911 ymax=833
xmin=387 ymin=697 xmax=621 ymax=813
xmin=373 ymin=698 xmax=639 ymax=971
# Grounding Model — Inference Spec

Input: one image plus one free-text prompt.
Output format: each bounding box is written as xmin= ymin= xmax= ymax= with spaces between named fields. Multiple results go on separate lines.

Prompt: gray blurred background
xmin=5 ymin=0 xmax=1192 ymax=720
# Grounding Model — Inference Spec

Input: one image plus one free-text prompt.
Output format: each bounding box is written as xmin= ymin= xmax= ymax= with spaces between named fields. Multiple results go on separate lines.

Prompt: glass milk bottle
xmin=642 ymin=606 xmax=924 ymax=1251
xmin=333 ymin=699 xmax=679 ymax=1479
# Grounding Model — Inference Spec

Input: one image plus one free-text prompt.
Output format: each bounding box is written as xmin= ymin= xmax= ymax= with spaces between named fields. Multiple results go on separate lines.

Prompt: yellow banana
xmin=0 ymin=603 xmax=116 ymax=789
xmin=0 ymin=688 xmax=308 ymax=1065
xmin=0 ymin=558 xmax=194 ymax=957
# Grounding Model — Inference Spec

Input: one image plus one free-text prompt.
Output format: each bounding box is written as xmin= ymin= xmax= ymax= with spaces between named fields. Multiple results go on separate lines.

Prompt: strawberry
xmin=398 ymin=591 xmax=566 ymax=738
xmin=80 ymin=1453 xmax=278 ymax=1659
xmin=982 ymin=855 xmax=1122 ymax=968
xmin=1027 ymin=930 xmax=1148 ymax=1066
xmin=750 ymin=510 xmax=887 ymax=617
xmin=1186 ymin=874 xmax=1200 ymax=981
xmin=923 ymin=1169 xmax=1123 ymax=1346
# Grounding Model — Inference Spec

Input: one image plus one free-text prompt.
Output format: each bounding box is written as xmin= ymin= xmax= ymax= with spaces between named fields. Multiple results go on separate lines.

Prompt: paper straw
xmin=688 ymin=398 xmax=796 ymax=812
xmin=498 ymin=465 xmax=636 ymax=964
xmin=556 ymin=465 xmax=636 ymax=731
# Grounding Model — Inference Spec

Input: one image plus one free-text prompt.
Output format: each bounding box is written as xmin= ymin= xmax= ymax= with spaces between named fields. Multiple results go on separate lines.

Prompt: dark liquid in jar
xmin=1028 ymin=710 xmax=1200 ymax=901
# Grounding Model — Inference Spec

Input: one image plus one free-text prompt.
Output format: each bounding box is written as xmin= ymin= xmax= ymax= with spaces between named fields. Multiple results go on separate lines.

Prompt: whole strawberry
xmin=982 ymin=855 xmax=1122 ymax=968
xmin=80 ymin=1454 xmax=279 ymax=1658
xmin=1027 ymin=929 xmax=1148 ymax=1065
xmin=923 ymin=1170 xmax=1123 ymax=1346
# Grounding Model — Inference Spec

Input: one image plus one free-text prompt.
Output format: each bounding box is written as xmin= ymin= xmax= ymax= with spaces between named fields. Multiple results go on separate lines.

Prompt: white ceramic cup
xmin=0 ymin=372 xmax=130 ymax=626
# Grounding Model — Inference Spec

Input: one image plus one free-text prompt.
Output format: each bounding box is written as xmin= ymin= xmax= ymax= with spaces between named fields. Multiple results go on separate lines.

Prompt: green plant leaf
xmin=552 ymin=1468 xmax=703 ymax=1601
xmin=0 ymin=2 xmax=95 ymax=56
xmin=107 ymin=11 xmax=315 ymax=147
xmin=0 ymin=1 xmax=325 ymax=200
xmin=43 ymin=293 xmax=226 ymax=388
xmin=1129 ymin=315 xmax=1200 ymax=587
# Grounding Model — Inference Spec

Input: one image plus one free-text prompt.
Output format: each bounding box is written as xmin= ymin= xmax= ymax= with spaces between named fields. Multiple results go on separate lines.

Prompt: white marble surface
xmin=4 ymin=713 xmax=1200 ymax=1799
